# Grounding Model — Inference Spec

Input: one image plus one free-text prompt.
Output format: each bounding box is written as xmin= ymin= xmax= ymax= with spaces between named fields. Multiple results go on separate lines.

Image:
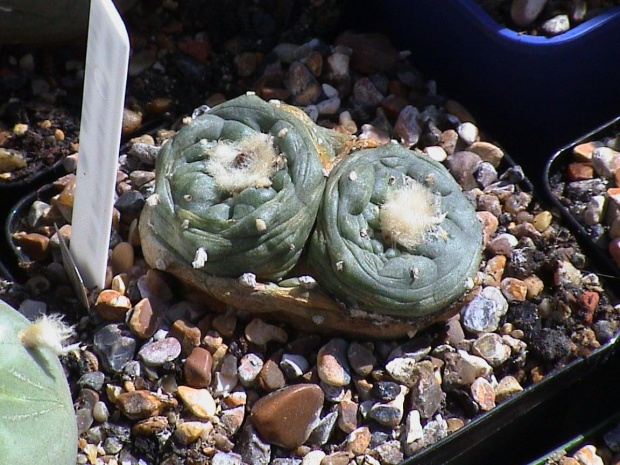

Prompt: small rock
xmin=307 ymin=411 xmax=338 ymax=446
xmin=470 ymin=377 xmax=495 ymax=411
xmin=212 ymin=314 xmax=237 ymax=337
xmin=370 ymin=381 xmax=401 ymax=402
xmin=368 ymin=388 xmax=406 ymax=427
xmin=445 ymin=151 xmax=482 ymax=190
xmin=407 ymin=360 xmax=444 ymax=419
xmin=494 ymin=375 xmax=524 ymax=403
xmin=284 ymin=62 xmax=322 ymax=106
xmin=573 ymin=445 xmax=604 ymax=465
xmin=302 ymin=450 xmax=326 ymax=465
xmin=469 ymin=141 xmax=504 ymax=167
xmin=403 ymin=410 xmax=424 ymax=444
xmin=250 ymin=384 xmax=324 ymax=449
xmin=443 ymin=350 xmax=493 ymax=389
xmin=374 ymin=440 xmax=404 ymax=465
xmin=471 ymin=333 xmax=511 ymax=367
xmin=238 ymin=353 xmax=264 ymax=386
xmin=128 ymin=297 xmax=163 ymax=339
xmin=116 ymin=390 xmax=169 ymax=420
xmin=394 ymin=105 xmax=420 ymax=147
xmin=592 ymin=147 xmax=620 ymax=178
xmin=169 ymin=319 xmax=202 ymax=356
xmin=346 ymin=426 xmax=371 ymax=455
xmin=500 ymin=277 xmax=528 ymax=302
xmin=457 ymin=122 xmax=478 ymax=145
xmin=220 ymin=406 xmax=246 ymax=435
xmin=541 ymin=14 xmax=570 ymax=36
xmin=95 ymin=289 xmax=132 ymax=321
xmin=184 ymin=347 xmax=213 ymax=388
xmin=280 ymin=353 xmax=309 ymax=379
xmin=177 ymin=386 xmax=216 ymax=419
xmin=511 ymin=0 xmax=548 ymax=27
xmin=14 ymin=232 xmax=49 ymax=262
xmin=122 ymin=108 xmax=143 ymax=136
xmin=337 ymin=399 xmax=359 ymax=433
xmin=138 ymin=337 xmax=182 ymax=366
xmin=132 ymin=416 xmax=168 ymax=436
xmin=212 ymin=451 xmax=243 ymax=465
xmin=111 ymin=242 xmax=134 ymax=275
xmin=487 ymin=233 xmax=519 ymax=256
xmin=257 ymin=359 xmax=286 ymax=392
xmin=317 ymin=338 xmax=351 ymax=387
xmin=461 ymin=286 xmax=509 ymax=334
xmin=175 ymin=420 xmax=213 ymax=444
xmin=93 ymin=324 xmax=136 ymax=372
xmin=528 ymin=328 xmax=572 ymax=362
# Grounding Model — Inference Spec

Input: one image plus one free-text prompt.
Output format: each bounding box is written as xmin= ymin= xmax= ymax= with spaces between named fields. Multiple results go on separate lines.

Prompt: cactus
xmin=0 ymin=299 xmax=78 ymax=465
xmin=309 ymin=142 xmax=483 ymax=317
xmin=143 ymin=94 xmax=351 ymax=280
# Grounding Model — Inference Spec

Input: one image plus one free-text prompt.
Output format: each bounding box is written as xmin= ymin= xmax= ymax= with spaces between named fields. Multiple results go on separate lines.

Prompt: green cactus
xmin=145 ymin=94 xmax=350 ymax=280
xmin=0 ymin=299 xmax=78 ymax=465
xmin=309 ymin=143 xmax=483 ymax=317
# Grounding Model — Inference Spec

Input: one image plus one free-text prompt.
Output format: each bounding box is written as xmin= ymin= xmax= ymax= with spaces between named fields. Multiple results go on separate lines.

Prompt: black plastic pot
xmin=543 ymin=115 xmax=620 ymax=279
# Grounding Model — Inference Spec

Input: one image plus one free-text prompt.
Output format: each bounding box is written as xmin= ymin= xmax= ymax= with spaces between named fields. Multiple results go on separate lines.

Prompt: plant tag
xmin=70 ymin=0 xmax=130 ymax=290
xmin=56 ymin=224 xmax=89 ymax=310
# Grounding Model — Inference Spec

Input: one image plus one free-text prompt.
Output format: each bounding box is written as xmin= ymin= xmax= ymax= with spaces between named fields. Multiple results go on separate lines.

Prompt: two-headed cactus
xmin=140 ymin=95 xmax=482 ymax=336
xmin=0 ymin=299 xmax=78 ymax=465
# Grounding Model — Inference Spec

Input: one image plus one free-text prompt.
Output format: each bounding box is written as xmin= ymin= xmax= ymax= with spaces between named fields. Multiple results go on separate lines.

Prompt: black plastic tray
xmin=543 ymin=115 xmax=620 ymax=279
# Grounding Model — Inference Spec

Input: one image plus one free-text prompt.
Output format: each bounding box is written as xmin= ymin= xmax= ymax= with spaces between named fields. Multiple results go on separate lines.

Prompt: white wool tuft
xmin=380 ymin=179 xmax=444 ymax=249
xmin=18 ymin=313 xmax=77 ymax=356
xmin=205 ymin=133 xmax=279 ymax=193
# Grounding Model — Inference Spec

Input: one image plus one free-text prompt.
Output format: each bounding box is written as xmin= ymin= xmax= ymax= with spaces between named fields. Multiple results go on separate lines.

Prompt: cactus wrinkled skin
xmin=309 ymin=143 xmax=483 ymax=317
xmin=0 ymin=299 xmax=78 ymax=465
xmin=145 ymin=94 xmax=349 ymax=280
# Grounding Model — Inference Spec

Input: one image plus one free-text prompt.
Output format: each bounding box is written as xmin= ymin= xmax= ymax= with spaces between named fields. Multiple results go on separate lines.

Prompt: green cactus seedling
xmin=0 ymin=299 xmax=78 ymax=465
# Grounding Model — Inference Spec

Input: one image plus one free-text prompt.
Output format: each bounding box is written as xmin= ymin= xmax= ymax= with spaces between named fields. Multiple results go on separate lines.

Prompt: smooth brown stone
xmin=250 ymin=384 xmax=324 ymax=449
xmin=334 ymin=31 xmax=399 ymax=73
xmin=183 ymin=347 xmax=213 ymax=388
xmin=169 ymin=319 xmax=202 ymax=356
xmin=567 ymin=162 xmax=594 ymax=181
xmin=14 ymin=232 xmax=50 ymax=261
xmin=111 ymin=241 xmax=135 ymax=275
xmin=95 ymin=289 xmax=132 ymax=321
xmin=128 ymin=297 xmax=163 ymax=339
xmin=257 ymin=359 xmax=286 ymax=392
xmin=116 ymin=390 xmax=167 ymax=420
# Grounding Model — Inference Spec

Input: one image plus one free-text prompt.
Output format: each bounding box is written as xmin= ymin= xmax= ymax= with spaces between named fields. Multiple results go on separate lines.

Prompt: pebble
xmin=250 ymin=384 xmax=324 ymax=449
xmin=494 ymin=375 xmax=524 ymax=403
xmin=573 ymin=445 xmax=605 ymax=465
xmin=445 ymin=151 xmax=482 ymax=190
xmin=302 ymin=450 xmax=326 ymax=465
xmin=128 ymin=142 xmax=160 ymax=166
xmin=457 ymin=122 xmax=478 ymax=145
xmin=280 ymin=353 xmax=309 ymax=379
xmin=487 ymin=233 xmax=519 ymax=255
xmin=307 ymin=411 xmax=338 ymax=446
xmin=284 ymin=62 xmax=322 ymax=106
xmin=424 ymin=145 xmax=448 ymax=162
xmin=500 ymin=277 xmax=528 ymax=302
xmin=138 ymin=337 xmax=181 ymax=366
xmin=93 ymin=324 xmax=136 ymax=372
xmin=370 ymin=381 xmax=401 ymax=402
xmin=511 ymin=0 xmax=548 ymax=27
xmin=220 ymin=406 xmax=246 ymax=435
xmin=177 ymin=386 xmax=217 ymax=419
xmin=169 ymin=318 xmax=202 ymax=356
xmin=317 ymin=338 xmax=351 ymax=386
xmin=184 ymin=347 xmax=213 ymax=388
xmin=592 ymin=147 xmax=620 ymax=178
xmin=541 ymin=14 xmax=570 ymax=36
xmin=212 ymin=314 xmax=237 ymax=337
xmin=443 ymin=350 xmax=493 ymax=389
xmin=238 ymin=353 xmax=264 ymax=386
xmin=213 ymin=451 xmax=243 ymax=465
xmin=321 ymin=452 xmax=351 ymax=465
xmin=122 ymin=108 xmax=143 ymax=136
xmin=245 ymin=318 xmax=288 ymax=345
xmin=368 ymin=388 xmax=406 ymax=427
xmin=404 ymin=410 xmax=424 ymax=445
xmin=95 ymin=289 xmax=132 ymax=321
xmin=14 ymin=232 xmax=50 ymax=261
xmin=92 ymin=401 xmax=110 ymax=423
xmin=391 ymin=105 xmax=420 ymax=148
xmin=78 ymin=371 xmax=106 ymax=392
xmin=471 ymin=333 xmax=511 ymax=367
xmin=469 ymin=141 xmax=504 ymax=167
xmin=528 ymin=328 xmax=572 ymax=362
xmin=483 ymin=254 xmax=506 ymax=287
xmin=18 ymin=299 xmax=47 ymax=320
xmin=257 ymin=359 xmax=286 ymax=392
xmin=407 ymin=360 xmax=444 ymax=419
xmin=174 ymin=420 xmax=213 ymax=444
xmin=461 ymin=286 xmax=509 ymax=334
xmin=374 ymin=440 xmax=404 ymax=465
xmin=116 ymin=390 xmax=169 ymax=420
xmin=470 ymin=377 xmax=496 ymax=411
xmin=111 ymin=242 xmax=135 ymax=275
xmin=132 ymin=416 xmax=168 ymax=436
xmin=353 ymin=77 xmax=384 ymax=107
xmin=346 ymin=426 xmax=371 ymax=455
xmin=337 ymin=398 xmax=359 ymax=433
xmin=128 ymin=297 xmax=163 ymax=339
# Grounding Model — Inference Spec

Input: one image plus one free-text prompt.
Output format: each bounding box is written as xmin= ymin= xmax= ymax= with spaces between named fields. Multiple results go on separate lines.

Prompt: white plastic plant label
xmin=70 ymin=0 xmax=130 ymax=290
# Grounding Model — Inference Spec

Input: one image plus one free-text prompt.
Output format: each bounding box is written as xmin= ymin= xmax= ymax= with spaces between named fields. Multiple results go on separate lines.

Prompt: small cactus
xmin=0 ymin=299 xmax=78 ymax=465
xmin=309 ymin=143 xmax=483 ymax=317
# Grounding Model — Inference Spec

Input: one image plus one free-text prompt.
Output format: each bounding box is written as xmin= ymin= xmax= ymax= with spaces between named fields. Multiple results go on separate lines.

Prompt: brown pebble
xmin=346 ymin=426 xmax=371 ymax=455
xmin=334 ymin=31 xmax=399 ymax=74
xmin=128 ymin=297 xmax=163 ymax=339
xmin=14 ymin=232 xmax=50 ymax=261
xmin=483 ymin=255 xmax=506 ymax=287
xmin=145 ymin=97 xmax=173 ymax=115
xmin=468 ymin=141 xmax=504 ymax=167
xmin=184 ymin=347 xmax=213 ymax=388
xmin=573 ymin=141 xmax=601 ymax=162
xmin=337 ymin=398 xmax=358 ymax=433
xmin=250 ymin=384 xmax=324 ymax=449
xmin=500 ymin=277 xmax=528 ymax=302
xmin=169 ymin=319 xmax=202 ymax=356
xmin=116 ymin=390 xmax=171 ymax=420
xmin=111 ymin=241 xmax=135 ymax=275
xmin=477 ymin=211 xmax=499 ymax=246
xmin=95 ymin=289 xmax=132 ymax=321
xmin=257 ymin=359 xmax=286 ymax=392
xmin=567 ymin=162 xmax=594 ymax=181
xmin=122 ymin=108 xmax=143 ymax=136
xmin=446 ymin=417 xmax=465 ymax=432
xmin=145 ymin=269 xmax=175 ymax=302
xmin=212 ymin=314 xmax=237 ymax=338
xmin=131 ymin=416 xmax=169 ymax=435
xmin=470 ymin=377 xmax=496 ymax=411
xmin=322 ymin=451 xmax=353 ymax=465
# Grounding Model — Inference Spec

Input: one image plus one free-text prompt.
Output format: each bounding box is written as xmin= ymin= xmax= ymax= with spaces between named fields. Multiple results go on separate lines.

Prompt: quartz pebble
xmin=317 ymin=338 xmax=351 ymax=386
xmin=177 ymin=386 xmax=216 ymax=419
xmin=138 ymin=337 xmax=182 ymax=366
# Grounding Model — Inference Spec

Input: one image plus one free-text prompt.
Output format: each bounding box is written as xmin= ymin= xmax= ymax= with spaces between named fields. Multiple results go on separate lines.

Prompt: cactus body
xmin=0 ymin=299 xmax=77 ymax=465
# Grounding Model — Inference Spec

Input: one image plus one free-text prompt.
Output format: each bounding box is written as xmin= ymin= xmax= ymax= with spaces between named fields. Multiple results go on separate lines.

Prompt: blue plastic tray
xmin=347 ymin=0 xmax=620 ymax=187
